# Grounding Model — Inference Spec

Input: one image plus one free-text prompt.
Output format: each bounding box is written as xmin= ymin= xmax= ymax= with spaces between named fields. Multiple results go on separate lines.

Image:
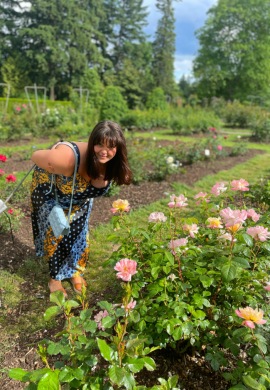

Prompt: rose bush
xmin=0 ymin=155 xmax=24 ymax=234
xmin=107 ymin=179 xmax=270 ymax=389
xmin=9 ymin=178 xmax=270 ymax=389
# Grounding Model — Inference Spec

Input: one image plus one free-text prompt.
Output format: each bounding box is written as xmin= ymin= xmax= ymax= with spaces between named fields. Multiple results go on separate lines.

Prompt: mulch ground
xmin=0 ymin=141 xmax=264 ymax=389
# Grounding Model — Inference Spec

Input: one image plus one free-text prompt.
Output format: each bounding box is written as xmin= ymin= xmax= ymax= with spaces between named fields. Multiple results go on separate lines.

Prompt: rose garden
xmin=0 ymin=97 xmax=270 ymax=390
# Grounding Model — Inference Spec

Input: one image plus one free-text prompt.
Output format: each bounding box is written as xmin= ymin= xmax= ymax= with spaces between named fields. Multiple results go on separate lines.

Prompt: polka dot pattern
xmin=30 ymin=142 xmax=110 ymax=280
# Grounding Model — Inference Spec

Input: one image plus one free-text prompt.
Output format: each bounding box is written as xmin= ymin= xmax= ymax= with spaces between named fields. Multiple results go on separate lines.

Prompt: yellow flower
xmin=227 ymin=223 xmax=242 ymax=233
xmin=206 ymin=217 xmax=223 ymax=229
xmin=111 ymin=199 xmax=130 ymax=214
xmin=235 ymin=307 xmax=267 ymax=329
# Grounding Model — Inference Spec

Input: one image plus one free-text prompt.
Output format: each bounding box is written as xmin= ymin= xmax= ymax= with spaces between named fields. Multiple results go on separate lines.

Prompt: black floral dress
xmin=30 ymin=142 xmax=110 ymax=280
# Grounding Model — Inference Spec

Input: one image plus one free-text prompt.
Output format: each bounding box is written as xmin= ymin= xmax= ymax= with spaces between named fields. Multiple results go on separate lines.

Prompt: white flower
xmin=167 ymin=274 xmax=177 ymax=281
xmin=204 ymin=149 xmax=210 ymax=157
xmin=148 ymin=212 xmax=167 ymax=223
xmin=166 ymin=156 xmax=174 ymax=164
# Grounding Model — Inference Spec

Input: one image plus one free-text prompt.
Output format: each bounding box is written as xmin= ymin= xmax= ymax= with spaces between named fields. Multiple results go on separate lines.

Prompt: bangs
xmin=93 ymin=129 xmax=120 ymax=148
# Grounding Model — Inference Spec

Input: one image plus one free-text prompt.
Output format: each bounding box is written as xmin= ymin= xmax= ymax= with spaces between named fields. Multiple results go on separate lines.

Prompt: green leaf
xmin=126 ymin=338 xmax=145 ymax=351
xmin=108 ymin=366 xmax=125 ymax=386
xmin=232 ymin=257 xmax=250 ymax=269
xmin=83 ymin=319 xmax=97 ymax=332
xmin=241 ymin=233 xmax=254 ymax=247
xmin=49 ymin=290 xmax=66 ymax=306
xmin=58 ymin=367 xmax=74 ymax=383
xmin=229 ymin=384 xmax=248 ymax=389
xmin=126 ymin=357 xmax=145 ymax=373
xmin=168 ymin=375 xmax=179 ymax=388
xmin=242 ymin=375 xmax=266 ymax=390
xmin=98 ymin=301 xmax=113 ymax=311
xmin=256 ymin=340 xmax=268 ymax=354
xmin=192 ymin=310 xmax=206 ymax=319
xmin=37 ymin=371 xmax=59 ymax=390
xmin=97 ymin=338 xmax=116 ymax=362
xmin=80 ymin=308 xmax=93 ymax=321
xmin=47 ymin=342 xmax=67 ymax=356
xmin=9 ymin=368 xmax=30 ymax=382
xmin=64 ymin=300 xmax=80 ymax=311
xmin=172 ymin=326 xmax=182 ymax=341
xmin=143 ymin=356 xmax=156 ymax=371
xmin=221 ymin=262 xmax=238 ymax=281
xmin=44 ymin=306 xmax=62 ymax=321
xmin=129 ymin=310 xmax=140 ymax=323
xmin=28 ymin=369 xmax=52 ymax=382
xmin=151 ymin=266 xmax=161 ymax=279
xmin=101 ymin=315 xmax=115 ymax=329
xmin=200 ymin=275 xmax=214 ymax=287
xmin=164 ymin=250 xmax=175 ymax=265
xmin=262 ymin=242 xmax=270 ymax=252
xmin=25 ymin=384 xmax=38 ymax=390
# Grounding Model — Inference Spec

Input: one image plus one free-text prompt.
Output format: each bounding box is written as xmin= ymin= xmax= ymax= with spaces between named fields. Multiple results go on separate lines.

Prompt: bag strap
xmin=51 ymin=141 xmax=78 ymax=224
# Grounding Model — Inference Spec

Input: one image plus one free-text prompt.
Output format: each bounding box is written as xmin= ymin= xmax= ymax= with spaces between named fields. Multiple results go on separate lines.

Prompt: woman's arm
xmin=31 ymin=144 xmax=75 ymax=176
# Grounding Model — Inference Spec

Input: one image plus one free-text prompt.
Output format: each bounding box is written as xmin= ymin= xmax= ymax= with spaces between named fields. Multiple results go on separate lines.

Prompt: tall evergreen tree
xmin=116 ymin=41 xmax=154 ymax=108
xmin=152 ymin=0 xmax=180 ymax=97
xmin=1 ymin=0 xmax=107 ymax=99
xmin=101 ymin=0 xmax=148 ymax=71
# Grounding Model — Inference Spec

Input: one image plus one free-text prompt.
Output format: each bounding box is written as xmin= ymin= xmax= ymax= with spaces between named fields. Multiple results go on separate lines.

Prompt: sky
xmin=143 ymin=0 xmax=218 ymax=81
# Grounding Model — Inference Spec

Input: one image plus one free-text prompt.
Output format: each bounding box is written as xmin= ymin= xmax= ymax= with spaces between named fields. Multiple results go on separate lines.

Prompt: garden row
xmin=1 ymin=131 xmax=270 ymax=388
xmin=1 ymin=89 xmax=270 ymax=142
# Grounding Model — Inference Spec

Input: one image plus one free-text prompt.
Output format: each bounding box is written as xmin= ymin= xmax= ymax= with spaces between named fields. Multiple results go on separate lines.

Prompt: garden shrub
xmin=0 ymin=97 xmax=72 ymax=115
xmin=107 ymin=178 xmax=270 ymax=389
xmin=126 ymin=133 xmax=226 ymax=184
xmin=99 ymin=85 xmax=128 ymax=122
xmin=10 ymin=178 xmax=270 ymax=389
xmin=170 ymin=106 xmax=222 ymax=135
xmin=249 ymin=113 xmax=270 ymax=143
xmin=219 ymin=101 xmax=262 ymax=129
xmin=82 ymin=68 xmax=104 ymax=110
xmin=146 ymin=87 xmax=168 ymax=111
xmin=121 ymin=109 xmax=170 ymax=130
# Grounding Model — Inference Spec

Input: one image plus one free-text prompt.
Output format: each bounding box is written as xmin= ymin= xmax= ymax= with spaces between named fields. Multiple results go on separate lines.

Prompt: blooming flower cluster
xmin=94 ymin=310 xmax=109 ymax=330
xmin=168 ymin=194 xmax=188 ymax=208
xmin=148 ymin=212 xmax=167 ymax=223
xmin=235 ymin=307 xmax=267 ymax=329
xmin=114 ymin=258 xmax=137 ymax=282
xmin=0 ymin=155 xmax=17 ymax=182
xmin=14 ymin=103 xmax=28 ymax=114
xmin=111 ymin=199 xmax=130 ymax=214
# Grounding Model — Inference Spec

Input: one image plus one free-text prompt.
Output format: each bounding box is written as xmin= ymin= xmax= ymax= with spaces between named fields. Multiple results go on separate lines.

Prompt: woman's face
xmin=94 ymin=142 xmax=117 ymax=164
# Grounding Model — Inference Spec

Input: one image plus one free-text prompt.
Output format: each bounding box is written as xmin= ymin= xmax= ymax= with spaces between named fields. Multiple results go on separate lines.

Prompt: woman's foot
xmin=70 ymin=276 xmax=87 ymax=294
xmin=48 ymin=279 xmax=67 ymax=298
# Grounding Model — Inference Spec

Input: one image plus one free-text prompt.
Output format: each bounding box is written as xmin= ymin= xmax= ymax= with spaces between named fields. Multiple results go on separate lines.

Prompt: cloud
xmin=174 ymin=54 xmax=195 ymax=81
xmin=174 ymin=0 xmax=217 ymax=24
xmin=143 ymin=0 xmax=218 ymax=79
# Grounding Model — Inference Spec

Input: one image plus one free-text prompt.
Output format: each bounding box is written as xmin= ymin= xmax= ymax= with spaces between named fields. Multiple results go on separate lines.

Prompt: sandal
xmin=48 ymin=280 xmax=67 ymax=298
xmin=70 ymin=276 xmax=87 ymax=294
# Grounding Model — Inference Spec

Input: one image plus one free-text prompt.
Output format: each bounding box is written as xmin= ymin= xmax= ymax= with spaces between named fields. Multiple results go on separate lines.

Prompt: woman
xmin=30 ymin=120 xmax=132 ymax=297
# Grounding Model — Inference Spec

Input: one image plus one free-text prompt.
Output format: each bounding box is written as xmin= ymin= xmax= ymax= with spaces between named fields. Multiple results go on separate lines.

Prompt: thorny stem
xmin=251 ymin=244 xmax=260 ymax=271
xmin=175 ymin=253 xmax=184 ymax=282
xmin=116 ymin=316 xmax=129 ymax=367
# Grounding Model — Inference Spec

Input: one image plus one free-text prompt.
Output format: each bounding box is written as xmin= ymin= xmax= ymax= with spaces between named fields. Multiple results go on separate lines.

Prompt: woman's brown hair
xmin=85 ymin=120 xmax=132 ymax=185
